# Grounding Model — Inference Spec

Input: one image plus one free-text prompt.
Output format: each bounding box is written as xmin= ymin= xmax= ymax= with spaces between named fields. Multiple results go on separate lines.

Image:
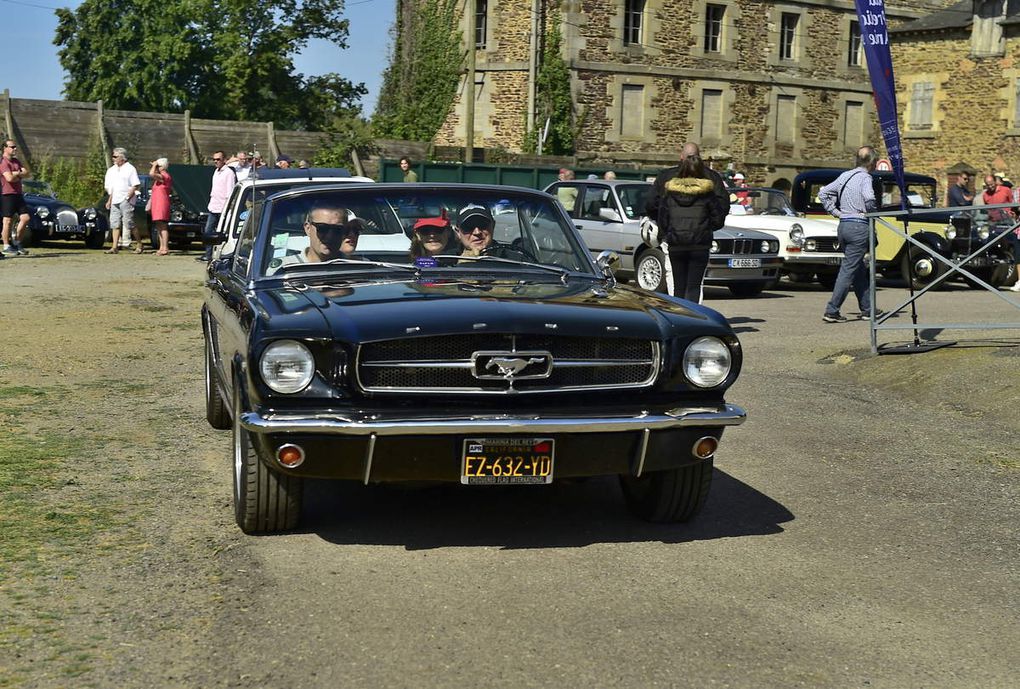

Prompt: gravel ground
xmin=0 ymin=244 xmax=1017 ymax=689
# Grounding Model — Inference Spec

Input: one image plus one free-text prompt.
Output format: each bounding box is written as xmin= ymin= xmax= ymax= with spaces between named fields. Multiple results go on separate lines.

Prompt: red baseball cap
xmin=413 ymin=216 xmax=451 ymax=231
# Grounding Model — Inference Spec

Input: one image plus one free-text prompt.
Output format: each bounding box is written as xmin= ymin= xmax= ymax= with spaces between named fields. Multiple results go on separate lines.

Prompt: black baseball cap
xmin=457 ymin=204 xmax=494 ymax=230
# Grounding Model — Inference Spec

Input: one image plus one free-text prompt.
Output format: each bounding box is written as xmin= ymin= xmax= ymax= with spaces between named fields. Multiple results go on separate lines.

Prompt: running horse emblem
xmin=486 ymin=356 xmax=548 ymax=380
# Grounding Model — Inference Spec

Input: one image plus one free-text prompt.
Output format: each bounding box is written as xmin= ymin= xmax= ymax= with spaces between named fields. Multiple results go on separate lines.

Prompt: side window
xmin=580 ymin=186 xmax=618 ymax=221
xmin=221 ymin=186 xmax=242 ymax=236
xmin=552 ymin=184 xmax=581 ymax=215
xmin=232 ymin=212 xmax=257 ymax=277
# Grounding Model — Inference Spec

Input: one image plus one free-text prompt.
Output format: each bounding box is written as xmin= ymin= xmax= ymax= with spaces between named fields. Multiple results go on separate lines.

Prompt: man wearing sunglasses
xmin=271 ymin=206 xmax=362 ymax=272
xmin=456 ymin=204 xmax=497 ymax=257
xmin=1 ymin=140 xmax=31 ymax=256
xmin=198 ymin=150 xmax=237 ymax=262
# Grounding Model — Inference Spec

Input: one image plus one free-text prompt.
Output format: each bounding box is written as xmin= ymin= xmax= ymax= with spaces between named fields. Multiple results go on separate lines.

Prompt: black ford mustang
xmin=202 ymin=183 xmax=746 ymax=533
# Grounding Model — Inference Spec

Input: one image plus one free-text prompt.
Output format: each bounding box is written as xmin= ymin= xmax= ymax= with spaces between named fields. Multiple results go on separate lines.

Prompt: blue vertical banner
xmin=855 ymin=0 xmax=908 ymax=206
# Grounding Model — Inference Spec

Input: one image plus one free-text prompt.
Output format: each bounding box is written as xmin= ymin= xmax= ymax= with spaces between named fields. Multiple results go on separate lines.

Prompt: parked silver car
xmin=545 ymin=179 xmax=782 ymax=297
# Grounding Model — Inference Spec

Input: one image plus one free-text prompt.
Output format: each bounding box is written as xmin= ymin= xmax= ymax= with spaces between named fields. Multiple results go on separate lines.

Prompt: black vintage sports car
xmin=20 ymin=180 xmax=107 ymax=249
xmin=202 ymin=183 xmax=746 ymax=533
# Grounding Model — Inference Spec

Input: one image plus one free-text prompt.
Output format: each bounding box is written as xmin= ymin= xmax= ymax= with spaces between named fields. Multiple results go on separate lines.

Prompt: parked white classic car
xmin=726 ymin=187 xmax=843 ymax=287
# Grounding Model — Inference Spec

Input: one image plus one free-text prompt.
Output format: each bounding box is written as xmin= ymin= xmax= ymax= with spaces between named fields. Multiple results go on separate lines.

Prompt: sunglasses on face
xmin=458 ymin=224 xmax=491 ymax=235
xmin=5 ymin=144 xmax=15 ymax=149
xmin=309 ymin=221 xmax=358 ymax=239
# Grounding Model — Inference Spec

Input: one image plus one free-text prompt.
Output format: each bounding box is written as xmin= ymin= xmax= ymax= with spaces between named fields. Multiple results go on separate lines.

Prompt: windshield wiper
xmin=276 ymin=258 xmax=420 ymax=275
xmin=435 ymin=254 xmax=580 ymax=282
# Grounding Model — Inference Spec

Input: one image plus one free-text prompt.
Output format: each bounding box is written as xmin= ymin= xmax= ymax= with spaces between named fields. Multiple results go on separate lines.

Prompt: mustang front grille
xmin=356 ymin=334 xmax=659 ymax=394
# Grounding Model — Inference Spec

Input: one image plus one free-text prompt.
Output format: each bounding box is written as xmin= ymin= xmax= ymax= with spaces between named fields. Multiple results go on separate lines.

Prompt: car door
xmin=572 ymin=184 xmax=631 ymax=269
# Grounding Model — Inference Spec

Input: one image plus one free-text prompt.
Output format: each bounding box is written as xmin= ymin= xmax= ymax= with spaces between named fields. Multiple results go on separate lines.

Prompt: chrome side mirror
xmin=595 ymin=250 xmax=620 ymax=272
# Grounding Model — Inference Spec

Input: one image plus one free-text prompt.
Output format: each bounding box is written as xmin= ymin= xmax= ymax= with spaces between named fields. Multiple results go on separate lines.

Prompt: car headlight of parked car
xmin=977 ymin=226 xmax=991 ymax=241
xmin=789 ymin=224 xmax=804 ymax=247
xmin=85 ymin=207 xmax=98 ymax=220
xmin=260 ymin=340 xmax=315 ymax=394
xmin=710 ymin=240 xmax=719 ymax=254
xmin=945 ymin=224 xmax=957 ymax=240
xmin=36 ymin=206 xmax=50 ymax=219
xmin=683 ymin=336 xmax=732 ymax=388
xmin=171 ymin=210 xmax=184 ymax=222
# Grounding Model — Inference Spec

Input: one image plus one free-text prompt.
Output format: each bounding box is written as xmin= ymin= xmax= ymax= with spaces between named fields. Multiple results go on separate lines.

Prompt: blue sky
xmin=3 ymin=0 xmax=393 ymax=116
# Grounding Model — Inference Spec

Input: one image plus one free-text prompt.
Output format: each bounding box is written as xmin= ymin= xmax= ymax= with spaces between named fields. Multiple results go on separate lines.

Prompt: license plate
xmin=728 ymin=258 xmax=761 ymax=268
xmin=57 ymin=224 xmax=81 ymax=233
xmin=461 ymin=438 xmax=554 ymax=485
xmin=821 ymin=257 xmax=842 ymax=264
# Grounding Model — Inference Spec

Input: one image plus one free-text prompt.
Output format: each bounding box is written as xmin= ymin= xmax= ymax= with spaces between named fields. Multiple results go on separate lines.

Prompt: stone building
xmin=890 ymin=0 xmax=1020 ymax=202
xmin=428 ymin=0 xmax=956 ymax=188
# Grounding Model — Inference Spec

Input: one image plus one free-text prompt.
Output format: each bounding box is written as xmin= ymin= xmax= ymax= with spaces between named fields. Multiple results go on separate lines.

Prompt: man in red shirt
xmin=0 ymin=139 xmax=31 ymax=256
xmin=981 ymin=174 xmax=1015 ymax=223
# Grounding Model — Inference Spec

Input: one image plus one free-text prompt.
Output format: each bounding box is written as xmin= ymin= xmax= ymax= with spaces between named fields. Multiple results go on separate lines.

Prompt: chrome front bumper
xmin=240 ymin=403 xmax=747 ymax=436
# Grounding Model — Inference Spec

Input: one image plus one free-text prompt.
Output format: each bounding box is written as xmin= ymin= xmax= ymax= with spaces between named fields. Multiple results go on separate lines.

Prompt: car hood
xmin=255 ymin=277 xmax=729 ymax=344
xmin=24 ymin=193 xmax=73 ymax=211
xmin=725 ymin=214 xmax=837 ymax=236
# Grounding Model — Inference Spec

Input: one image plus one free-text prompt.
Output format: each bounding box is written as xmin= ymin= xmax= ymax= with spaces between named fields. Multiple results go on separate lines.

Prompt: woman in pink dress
xmin=149 ymin=157 xmax=172 ymax=255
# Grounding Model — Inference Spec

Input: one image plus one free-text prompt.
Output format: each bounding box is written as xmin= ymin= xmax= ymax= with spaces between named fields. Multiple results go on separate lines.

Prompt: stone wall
xmin=892 ymin=28 xmax=1020 ymax=201
xmin=432 ymin=0 xmax=962 ymax=188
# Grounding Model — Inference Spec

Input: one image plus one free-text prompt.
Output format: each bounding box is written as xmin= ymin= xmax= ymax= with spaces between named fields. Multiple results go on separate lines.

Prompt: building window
xmin=909 ymin=82 xmax=934 ymax=130
xmin=848 ymin=21 xmax=863 ymax=67
xmin=701 ymin=89 xmax=723 ymax=140
xmin=624 ymin=0 xmax=645 ymax=46
xmin=475 ymin=0 xmax=488 ymax=48
xmin=844 ymin=100 xmax=864 ymax=148
xmin=621 ymin=84 xmax=645 ymax=138
xmin=780 ymin=13 xmax=798 ymax=60
xmin=776 ymin=95 xmax=796 ymax=143
xmin=705 ymin=5 xmax=725 ymax=53
xmin=1014 ymin=78 xmax=1020 ymax=126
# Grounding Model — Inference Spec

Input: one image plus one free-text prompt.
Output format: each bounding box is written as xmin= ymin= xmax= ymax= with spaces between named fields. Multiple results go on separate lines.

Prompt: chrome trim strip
xmin=634 ymin=428 xmax=650 ymax=478
xmin=363 ymin=433 xmax=377 ymax=484
xmin=240 ymin=403 xmax=746 ymax=436
xmin=360 ymin=358 xmax=653 ymax=369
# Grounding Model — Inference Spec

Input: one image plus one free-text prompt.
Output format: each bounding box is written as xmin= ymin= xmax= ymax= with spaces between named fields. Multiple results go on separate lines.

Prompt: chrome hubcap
xmin=914 ymin=258 xmax=934 ymax=278
xmin=637 ymin=256 xmax=662 ymax=290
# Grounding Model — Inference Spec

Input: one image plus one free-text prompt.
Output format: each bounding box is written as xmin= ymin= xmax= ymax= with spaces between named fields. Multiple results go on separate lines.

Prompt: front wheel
xmin=84 ymin=229 xmax=105 ymax=249
xmin=901 ymin=247 xmax=945 ymax=290
xmin=635 ymin=248 xmax=667 ymax=292
xmin=727 ymin=283 xmax=765 ymax=298
xmin=232 ymin=385 xmax=302 ymax=534
xmin=619 ymin=459 xmax=713 ymax=523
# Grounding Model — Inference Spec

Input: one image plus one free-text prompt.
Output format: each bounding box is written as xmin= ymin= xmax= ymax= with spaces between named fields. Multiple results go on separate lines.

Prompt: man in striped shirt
xmin=817 ymin=146 xmax=884 ymax=323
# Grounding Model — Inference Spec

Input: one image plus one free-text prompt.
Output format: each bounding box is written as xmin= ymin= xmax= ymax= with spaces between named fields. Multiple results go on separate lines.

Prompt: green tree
xmin=54 ymin=0 xmax=365 ymax=130
xmin=523 ymin=22 xmax=578 ymax=155
xmin=373 ymin=0 xmax=461 ymax=141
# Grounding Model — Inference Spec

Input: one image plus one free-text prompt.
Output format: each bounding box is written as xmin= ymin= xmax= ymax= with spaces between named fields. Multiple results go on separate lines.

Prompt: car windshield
xmin=259 ymin=187 xmax=595 ymax=278
xmin=729 ymin=188 xmax=795 ymax=216
xmin=615 ymin=184 xmax=651 ymax=219
xmin=880 ymin=182 xmax=935 ymax=209
xmin=22 ymin=180 xmax=55 ymax=197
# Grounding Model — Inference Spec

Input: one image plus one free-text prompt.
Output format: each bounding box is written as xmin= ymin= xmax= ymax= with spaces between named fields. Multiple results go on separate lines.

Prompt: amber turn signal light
xmin=692 ymin=436 xmax=718 ymax=459
xmin=276 ymin=443 xmax=306 ymax=468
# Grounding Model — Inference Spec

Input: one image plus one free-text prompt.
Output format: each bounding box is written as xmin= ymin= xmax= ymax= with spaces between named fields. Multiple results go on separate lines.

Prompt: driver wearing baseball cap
xmin=456 ymin=204 xmax=496 ymax=257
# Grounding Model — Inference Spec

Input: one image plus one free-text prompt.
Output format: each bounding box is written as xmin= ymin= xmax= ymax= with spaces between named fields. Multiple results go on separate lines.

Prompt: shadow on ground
xmin=300 ymin=469 xmax=793 ymax=550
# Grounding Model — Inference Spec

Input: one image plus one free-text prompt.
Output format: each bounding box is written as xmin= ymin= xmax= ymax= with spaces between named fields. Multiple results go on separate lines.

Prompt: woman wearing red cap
xmin=410 ymin=211 xmax=458 ymax=262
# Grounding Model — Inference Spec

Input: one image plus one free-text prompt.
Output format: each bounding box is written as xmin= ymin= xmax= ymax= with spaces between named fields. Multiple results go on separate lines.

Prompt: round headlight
xmin=945 ymin=225 xmax=957 ymax=240
xmin=805 ymin=239 xmax=817 ymax=251
xmin=683 ymin=336 xmax=732 ymax=388
xmin=789 ymin=223 xmax=804 ymax=246
xmin=760 ymin=240 xmax=770 ymax=253
xmin=36 ymin=206 xmax=50 ymax=219
xmin=977 ymin=226 xmax=991 ymax=241
xmin=171 ymin=210 xmax=184 ymax=222
xmin=260 ymin=340 xmax=315 ymax=394
xmin=770 ymin=241 xmax=780 ymax=253
xmin=710 ymin=240 xmax=719 ymax=254
xmin=85 ymin=208 xmax=98 ymax=220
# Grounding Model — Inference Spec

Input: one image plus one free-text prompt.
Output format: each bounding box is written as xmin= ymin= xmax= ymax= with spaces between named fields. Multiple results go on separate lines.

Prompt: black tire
xmin=232 ymin=385 xmax=302 ymax=534
xmin=785 ymin=271 xmax=815 ymax=284
xmin=635 ymin=248 xmax=667 ymax=292
xmin=901 ymin=247 xmax=945 ymax=290
xmin=727 ymin=283 xmax=765 ymax=298
xmin=205 ymin=336 xmax=230 ymax=429
xmin=84 ymin=229 xmax=105 ymax=249
xmin=963 ymin=264 xmax=1013 ymax=289
xmin=619 ymin=458 xmax=714 ymax=523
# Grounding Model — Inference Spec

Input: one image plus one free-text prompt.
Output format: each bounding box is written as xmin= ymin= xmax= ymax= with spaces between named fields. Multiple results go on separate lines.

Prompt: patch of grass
xmin=0 ymin=433 xmax=121 ymax=572
xmin=0 ymin=385 xmax=47 ymax=400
